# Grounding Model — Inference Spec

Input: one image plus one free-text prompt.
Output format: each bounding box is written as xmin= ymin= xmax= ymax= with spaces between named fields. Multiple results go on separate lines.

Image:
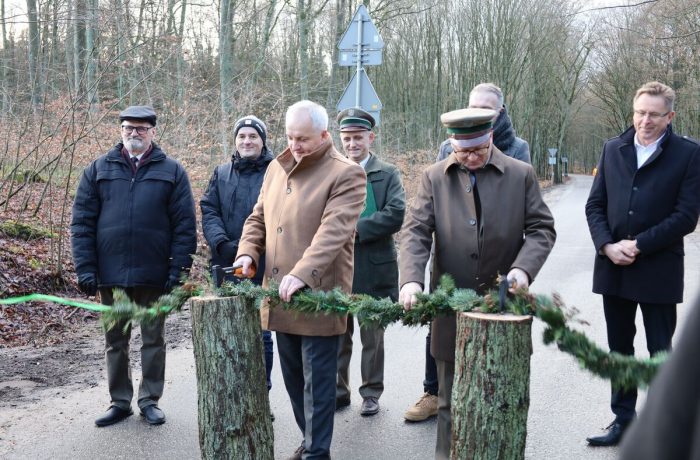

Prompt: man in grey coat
xmin=335 ymin=108 xmax=406 ymax=417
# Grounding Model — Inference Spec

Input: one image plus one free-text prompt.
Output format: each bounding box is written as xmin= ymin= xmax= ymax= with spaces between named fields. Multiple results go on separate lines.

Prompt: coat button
xmin=469 ymin=219 xmax=477 ymax=225
xmin=628 ymin=210 xmax=634 ymax=215
xmin=632 ymin=186 xmax=638 ymax=191
xmin=466 ymin=186 xmax=472 ymax=193
xmin=286 ymin=187 xmax=292 ymax=194
xmin=312 ymin=269 xmax=318 ymax=276
xmin=272 ymin=268 xmax=279 ymax=274
xmin=277 ymin=227 xmax=283 ymax=233
xmin=470 ymin=253 xmax=478 ymax=259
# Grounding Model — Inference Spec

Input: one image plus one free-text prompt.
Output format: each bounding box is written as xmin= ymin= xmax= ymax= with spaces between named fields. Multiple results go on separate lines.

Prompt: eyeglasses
xmin=121 ymin=125 xmax=153 ymax=134
xmin=633 ymin=110 xmax=670 ymax=120
xmin=453 ymin=144 xmax=490 ymax=157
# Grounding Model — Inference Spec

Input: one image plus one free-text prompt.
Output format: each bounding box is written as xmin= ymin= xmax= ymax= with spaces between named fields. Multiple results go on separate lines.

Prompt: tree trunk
xmin=190 ymin=296 xmax=274 ymax=460
xmin=451 ymin=312 xmax=533 ymax=460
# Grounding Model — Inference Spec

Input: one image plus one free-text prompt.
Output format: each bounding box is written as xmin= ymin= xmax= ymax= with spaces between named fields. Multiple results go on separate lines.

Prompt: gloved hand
xmin=164 ymin=276 xmax=181 ymax=293
xmin=78 ymin=274 xmax=97 ymax=296
xmin=216 ymin=241 xmax=238 ymax=263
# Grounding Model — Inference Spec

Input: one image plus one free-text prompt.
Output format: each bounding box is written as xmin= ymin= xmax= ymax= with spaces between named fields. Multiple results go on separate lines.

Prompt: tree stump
xmin=451 ymin=312 xmax=533 ymax=460
xmin=190 ymin=296 xmax=273 ymax=460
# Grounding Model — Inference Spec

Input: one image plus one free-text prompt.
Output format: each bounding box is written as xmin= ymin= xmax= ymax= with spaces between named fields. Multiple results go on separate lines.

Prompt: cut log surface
xmin=451 ymin=312 xmax=533 ymax=460
xmin=191 ymin=296 xmax=274 ymax=460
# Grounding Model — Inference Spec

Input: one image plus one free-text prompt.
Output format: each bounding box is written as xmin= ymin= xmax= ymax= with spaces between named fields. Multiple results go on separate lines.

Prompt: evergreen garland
xmin=98 ymin=275 xmax=663 ymax=390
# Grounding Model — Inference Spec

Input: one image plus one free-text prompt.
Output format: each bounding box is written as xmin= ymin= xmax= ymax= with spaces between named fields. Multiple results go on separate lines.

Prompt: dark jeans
xmin=263 ymin=330 xmax=273 ymax=391
xmin=603 ymin=295 xmax=676 ymax=423
xmin=424 ymin=327 xmax=438 ymax=395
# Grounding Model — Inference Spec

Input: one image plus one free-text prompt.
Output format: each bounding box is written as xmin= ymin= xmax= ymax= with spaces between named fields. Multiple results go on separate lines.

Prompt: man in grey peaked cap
xmin=399 ymin=107 xmax=555 ymax=459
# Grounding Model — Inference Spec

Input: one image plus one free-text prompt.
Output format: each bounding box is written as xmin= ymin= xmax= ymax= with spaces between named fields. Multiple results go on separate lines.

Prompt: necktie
xmin=131 ymin=156 xmax=139 ymax=169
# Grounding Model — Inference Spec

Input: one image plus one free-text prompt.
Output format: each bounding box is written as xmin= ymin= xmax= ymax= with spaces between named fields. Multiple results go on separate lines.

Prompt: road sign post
xmin=336 ymin=5 xmax=384 ymax=125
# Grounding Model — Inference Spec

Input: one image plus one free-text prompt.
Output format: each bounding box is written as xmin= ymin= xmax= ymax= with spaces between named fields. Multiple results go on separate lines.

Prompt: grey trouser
xmin=336 ymin=314 xmax=384 ymax=400
xmin=100 ymin=286 xmax=165 ymax=411
xmin=435 ymin=359 xmax=455 ymax=460
xmin=277 ymin=332 xmax=339 ymax=460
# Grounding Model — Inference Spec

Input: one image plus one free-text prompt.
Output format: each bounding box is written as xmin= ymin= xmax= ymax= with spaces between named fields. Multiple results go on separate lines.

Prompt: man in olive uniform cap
xmin=335 ymin=108 xmax=406 ymax=417
xmin=399 ymin=108 xmax=555 ymax=459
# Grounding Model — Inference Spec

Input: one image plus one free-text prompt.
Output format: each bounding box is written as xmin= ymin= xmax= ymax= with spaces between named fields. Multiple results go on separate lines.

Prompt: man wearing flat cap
xmin=335 ymin=108 xmax=406 ymax=417
xmin=71 ymin=105 xmax=196 ymax=427
xmin=399 ymin=108 xmax=556 ymax=459
xmin=200 ymin=114 xmax=275 ymax=394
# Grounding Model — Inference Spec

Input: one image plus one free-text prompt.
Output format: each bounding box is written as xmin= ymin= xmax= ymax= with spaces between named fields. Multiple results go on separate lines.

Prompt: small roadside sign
xmin=548 ymin=148 xmax=558 ymax=157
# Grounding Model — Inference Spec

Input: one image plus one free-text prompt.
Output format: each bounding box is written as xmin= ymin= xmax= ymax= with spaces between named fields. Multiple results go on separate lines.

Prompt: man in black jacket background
xmin=71 ymin=105 xmax=197 ymax=427
xmin=200 ymin=115 xmax=275 ymax=391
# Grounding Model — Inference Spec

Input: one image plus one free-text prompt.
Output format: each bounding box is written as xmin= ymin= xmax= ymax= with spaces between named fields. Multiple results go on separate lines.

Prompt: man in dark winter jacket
xmin=71 ymin=105 xmax=197 ymax=427
xmin=200 ymin=115 xmax=275 ymax=390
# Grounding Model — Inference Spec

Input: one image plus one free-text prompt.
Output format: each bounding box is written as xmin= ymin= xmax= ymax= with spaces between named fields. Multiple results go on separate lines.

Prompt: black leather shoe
xmin=335 ymin=396 xmax=351 ymax=411
xmin=95 ymin=406 xmax=133 ymax=427
xmin=140 ymin=405 xmax=166 ymax=425
xmin=360 ymin=397 xmax=379 ymax=416
xmin=586 ymin=420 xmax=629 ymax=446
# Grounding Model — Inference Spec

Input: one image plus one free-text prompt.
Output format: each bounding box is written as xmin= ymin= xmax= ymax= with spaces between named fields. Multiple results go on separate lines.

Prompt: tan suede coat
xmin=237 ymin=138 xmax=366 ymax=336
xmin=399 ymin=147 xmax=556 ymax=361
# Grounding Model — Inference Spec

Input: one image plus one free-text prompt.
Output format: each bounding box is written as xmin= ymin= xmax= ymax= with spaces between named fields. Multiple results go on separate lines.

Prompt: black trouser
xmin=100 ymin=286 xmax=165 ymax=411
xmin=603 ymin=295 xmax=676 ymax=423
xmin=277 ymin=332 xmax=339 ymax=460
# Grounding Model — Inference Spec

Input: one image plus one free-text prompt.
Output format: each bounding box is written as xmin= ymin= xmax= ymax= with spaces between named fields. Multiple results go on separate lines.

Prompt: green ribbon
xmin=0 ymin=293 xmax=111 ymax=312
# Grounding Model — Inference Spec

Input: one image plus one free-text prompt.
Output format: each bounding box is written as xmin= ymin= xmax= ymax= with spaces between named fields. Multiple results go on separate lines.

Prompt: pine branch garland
xmin=97 ymin=275 xmax=663 ymax=390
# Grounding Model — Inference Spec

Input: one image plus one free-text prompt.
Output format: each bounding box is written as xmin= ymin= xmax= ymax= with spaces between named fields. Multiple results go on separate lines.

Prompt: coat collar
xmin=276 ymin=138 xmax=335 ymax=175
xmin=442 ymin=145 xmax=506 ymax=175
xmin=618 ymin=124 xmax=674 ymax=170
xmin=364 ymin=152 xmax=382 ymax=173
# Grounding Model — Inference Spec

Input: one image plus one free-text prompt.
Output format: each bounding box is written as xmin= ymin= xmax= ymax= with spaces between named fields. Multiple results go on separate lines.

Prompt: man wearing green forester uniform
xmin=335 ymin=108 xmax=406 ymax=417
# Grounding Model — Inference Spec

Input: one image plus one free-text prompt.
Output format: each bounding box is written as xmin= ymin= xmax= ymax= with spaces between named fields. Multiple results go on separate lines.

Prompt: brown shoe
xmin=285 ymin=445 xmax=305 ymax=460
xmin=404 ymin=392 xmax=438 ymax=422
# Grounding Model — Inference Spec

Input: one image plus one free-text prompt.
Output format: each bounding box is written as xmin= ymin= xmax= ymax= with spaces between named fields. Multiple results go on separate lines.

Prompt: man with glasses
xmin=585 ymin=81 xmax=700 ymax=447
xmin=71 ymin=105 xmax=196 ymax=427
xmin=399 ymin=108 xmax=555 ymax=459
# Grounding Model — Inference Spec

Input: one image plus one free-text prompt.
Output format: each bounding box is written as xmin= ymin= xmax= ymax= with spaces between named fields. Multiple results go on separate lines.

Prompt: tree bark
xmin=451 ymin=312 xmax=533 ymax=460
xmin=190 ymin=296 xmax=274 ymax=460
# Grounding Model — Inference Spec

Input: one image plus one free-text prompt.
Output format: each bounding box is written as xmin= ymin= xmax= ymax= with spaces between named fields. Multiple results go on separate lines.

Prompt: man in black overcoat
xmin=585 ymin=81 xmax=700 ymax=446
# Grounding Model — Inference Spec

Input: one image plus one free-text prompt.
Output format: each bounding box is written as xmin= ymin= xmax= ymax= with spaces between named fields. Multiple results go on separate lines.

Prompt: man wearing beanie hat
xmin=201 ymin=114 xmax=275 ymax=394
xmin=399 ymin=107 xmax=556 ymax=459
xmin=334 ymin=108 xmax=406 ymax=417
xmin=71 ymin=105 xmax=196 ymax=427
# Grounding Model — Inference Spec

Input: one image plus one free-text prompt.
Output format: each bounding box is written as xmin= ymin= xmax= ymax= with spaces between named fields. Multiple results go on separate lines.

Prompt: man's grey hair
xmin=470 ymin=83 xmax=504 ymax=108
xmin=286 ymin=100 xmax=329 ymax=132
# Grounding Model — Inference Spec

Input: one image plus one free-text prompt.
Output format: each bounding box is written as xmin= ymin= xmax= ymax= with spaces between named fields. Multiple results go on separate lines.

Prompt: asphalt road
xmin=1 ymin=174 xmax=698 ymax=459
